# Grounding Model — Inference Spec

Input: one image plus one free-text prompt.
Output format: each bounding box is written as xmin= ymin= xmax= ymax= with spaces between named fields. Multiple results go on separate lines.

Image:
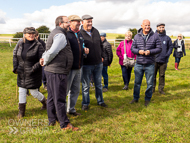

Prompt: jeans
xmin=133 ymin=63 xmax=155 ymax=101
xmin=102 ymin=66 xmax=108 ymax=89
xmin=66 ymin=68 xmax=81 ymax=113
xmin=153 ymin=62 xmax=167 ymax=91
xmin=175 ymin=57 xmax=181 ymax=63
xmin=19 ymin=87 xmax=44 ymax=103
xmin=82 ymin=63 xmax=104 ymax=106
xmin=121 ymin=65 xmax=132 ymax=85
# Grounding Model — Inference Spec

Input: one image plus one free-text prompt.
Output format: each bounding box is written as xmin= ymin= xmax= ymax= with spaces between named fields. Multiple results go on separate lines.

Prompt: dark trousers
xmin=121 ymin=65 xmax=132 ymax=85
xmin=102 ymin=66 xmax=108 ymax=89
xmin=175 ymin=57 xmax=181 ymax=63
xmin=153 ymin=62 xmax=167 ymax=91
xmin=45 ymin=71 xmax=70 ymax=128
xmin=42 ymin=66 xmax=47 ymax=86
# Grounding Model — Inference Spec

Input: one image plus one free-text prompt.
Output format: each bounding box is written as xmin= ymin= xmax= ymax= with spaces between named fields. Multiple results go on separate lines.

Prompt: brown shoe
xmin=129 ymin=99 xmax=138 ymax=104
xmin=40 ymin=97 xmax=47 ymax=110
xmin=145 ymin=100 xmax=150 ymax=107
xmin=62 ymin=123 xmax=79 ymax=131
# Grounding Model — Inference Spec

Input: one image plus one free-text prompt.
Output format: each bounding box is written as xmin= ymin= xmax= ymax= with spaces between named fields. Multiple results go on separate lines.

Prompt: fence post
xmin=9 ymin=39 xmax=11 ymax=47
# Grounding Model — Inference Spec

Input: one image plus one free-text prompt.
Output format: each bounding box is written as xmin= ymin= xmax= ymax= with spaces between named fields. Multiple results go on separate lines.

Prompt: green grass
xmin=106 ymin=33 xmax=124 ymax=39
xmin=0 ymin=43 xmax=190 ymax=142
xmin=0 ymin=34 xmax=14 ymax=37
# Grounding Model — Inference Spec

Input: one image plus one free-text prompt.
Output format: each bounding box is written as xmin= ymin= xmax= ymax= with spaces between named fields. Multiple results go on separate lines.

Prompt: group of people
xmin=116 ymin=20 xmax=186 ymax=107
xmin=13 ymin=15 xmax=186 ymax=131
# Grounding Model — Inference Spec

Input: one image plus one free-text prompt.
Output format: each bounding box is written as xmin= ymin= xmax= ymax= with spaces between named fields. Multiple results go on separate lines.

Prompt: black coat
xmin=173 ymin=39 xmax=186 ymax=58
xmin=102 ymin=39 xmax=113 ymax=66
xmin=67 ymin=28 xmax=84 ymax=69
xmin=13 ymin=39 xmax=44 ymax=89
xmin=80 ymin=26 xmax=104 ymax=65
xmin=38 ymin=37 xmax=46 ymax=49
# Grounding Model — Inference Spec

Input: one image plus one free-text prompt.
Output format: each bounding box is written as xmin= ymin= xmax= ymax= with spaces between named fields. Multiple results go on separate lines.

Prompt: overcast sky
xmin=0 ymin=0 xmax=189 ymax=36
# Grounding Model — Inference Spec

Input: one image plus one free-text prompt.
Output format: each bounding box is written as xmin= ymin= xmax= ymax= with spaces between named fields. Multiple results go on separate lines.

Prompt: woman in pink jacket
xmin=116 ymin=31 xmax=136 ymax=90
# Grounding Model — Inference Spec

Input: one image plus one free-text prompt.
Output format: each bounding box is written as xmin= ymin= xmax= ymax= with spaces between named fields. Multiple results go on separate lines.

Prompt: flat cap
xmin=100 ymin=33 xmax=106 ymax=37
xmin=23 ymin=27 xmax=36 ymax=34
xmin=68 ymin=15 xmax=82 ymax=21
xmin=157 ymin=23 xmax=165 ymax=27
xmin=82 ymin=14 xmax=93 ymax=20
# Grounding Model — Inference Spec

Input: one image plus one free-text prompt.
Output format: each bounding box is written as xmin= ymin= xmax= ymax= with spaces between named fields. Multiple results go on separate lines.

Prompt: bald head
xmin=141 ymin=19 xmax=151 ymax=35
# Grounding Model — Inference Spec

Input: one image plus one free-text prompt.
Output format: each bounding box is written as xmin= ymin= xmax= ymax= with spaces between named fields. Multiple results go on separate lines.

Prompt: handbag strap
xmin=124 ymin=40 xmax=135 ymax=59
xmin=124 ymin=40 xmax=128 ymax=58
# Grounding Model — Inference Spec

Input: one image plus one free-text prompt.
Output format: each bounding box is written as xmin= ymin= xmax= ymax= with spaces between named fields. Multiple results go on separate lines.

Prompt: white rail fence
xmin=1 ymin=33 xmax=190 ymax=48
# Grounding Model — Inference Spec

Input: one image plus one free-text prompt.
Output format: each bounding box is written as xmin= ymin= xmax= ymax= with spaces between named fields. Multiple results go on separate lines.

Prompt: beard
xmin=158 ymin=30 xmax=165 ymax=34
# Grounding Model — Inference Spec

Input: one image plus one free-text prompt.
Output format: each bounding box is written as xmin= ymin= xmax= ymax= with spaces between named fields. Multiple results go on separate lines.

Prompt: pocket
xmin=16 ymin=66 xmax=22 ymax=74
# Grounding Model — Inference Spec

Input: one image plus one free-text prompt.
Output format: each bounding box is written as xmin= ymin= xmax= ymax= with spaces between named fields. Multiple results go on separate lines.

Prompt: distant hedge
xmin=13 ymin=32 xmax=23 ymax=41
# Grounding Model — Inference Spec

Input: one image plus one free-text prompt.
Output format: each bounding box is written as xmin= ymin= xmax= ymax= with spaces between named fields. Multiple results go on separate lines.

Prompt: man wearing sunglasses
xmin=40 ymin=16 xmax=78 ymax=131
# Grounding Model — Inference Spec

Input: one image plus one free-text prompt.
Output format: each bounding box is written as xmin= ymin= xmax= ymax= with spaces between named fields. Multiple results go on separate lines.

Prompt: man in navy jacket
xmin=130 ymin=19 xmax=162 ymax=107
xmin=67 ymin=15 xmax=89 ymax=116
xmin=153 ymin=23 xmax=173 ymax=95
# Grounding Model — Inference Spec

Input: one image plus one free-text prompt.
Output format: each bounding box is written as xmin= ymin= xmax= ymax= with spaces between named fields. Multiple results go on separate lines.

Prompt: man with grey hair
xmin=130 ymin=19 xmax=162 ymax=107
xmin=40 ymin=16 xmax=78 ymax=131
xmin=80 ymin=14 xmax=107 ymax=110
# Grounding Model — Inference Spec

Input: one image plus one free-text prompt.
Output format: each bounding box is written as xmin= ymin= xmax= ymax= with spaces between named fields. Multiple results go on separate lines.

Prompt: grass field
xmin=0 ymin=43 xmax=190 ymax=142
xmin=0 ymin=34 xmax=14 ymax=37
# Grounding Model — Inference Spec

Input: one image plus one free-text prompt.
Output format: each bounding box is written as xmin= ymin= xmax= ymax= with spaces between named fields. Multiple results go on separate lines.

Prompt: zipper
xmin=74 ymin=32 xmax=82 ymax=69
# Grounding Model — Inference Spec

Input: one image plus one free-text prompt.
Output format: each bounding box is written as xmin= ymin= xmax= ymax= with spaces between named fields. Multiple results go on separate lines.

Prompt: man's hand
xmin=144 ymin=50 xmax=150 ymax=55
xmin=139 ymin=50 xmax=145 ymax=55
xmin=84 ymin=48 xmax=89 ymax=54
xmin=40 ymin=58 xmax=44 ymax=66
xmin=109 ymin=64 xmax=111 ymax=67
xmin=102 ymin=58 xmax=104 ymax=62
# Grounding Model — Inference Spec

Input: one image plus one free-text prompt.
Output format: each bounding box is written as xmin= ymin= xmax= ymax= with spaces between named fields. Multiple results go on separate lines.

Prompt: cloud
xmin=95 ymin=0 xmax=136 ymax=3
xmin=0 ymin=0 xmax=190 ymax=36
xmin=0 ymin=10 xmax=6 ymax=24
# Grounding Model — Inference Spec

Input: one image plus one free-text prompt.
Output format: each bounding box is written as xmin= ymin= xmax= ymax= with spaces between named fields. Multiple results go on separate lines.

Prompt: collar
xmin=70 ymin=27 xmax=80 ymax=33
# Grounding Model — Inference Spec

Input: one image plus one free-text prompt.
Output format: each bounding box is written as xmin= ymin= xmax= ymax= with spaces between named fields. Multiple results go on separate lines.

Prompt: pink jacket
xmin=116 ymin=40 xmax=136 ymax=65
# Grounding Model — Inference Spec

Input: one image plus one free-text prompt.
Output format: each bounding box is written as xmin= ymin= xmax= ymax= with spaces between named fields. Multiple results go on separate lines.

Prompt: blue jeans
xmin=66 ymin=68 xmax=81 ymax=113
xmin=121 ymin=65 xmax=132 ymax=85
xmin=175 ymin=57 xmax=181 ymax=63
xmin=133 ymin=63 xmax=155 ymax=101
xmin=102 ymin=66 xmax=108 ymax=89
xmin=82 ymin=63 xmax=104 ymax=106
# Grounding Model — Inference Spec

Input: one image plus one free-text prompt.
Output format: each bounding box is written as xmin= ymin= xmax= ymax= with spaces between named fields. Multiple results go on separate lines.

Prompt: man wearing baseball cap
xmin=66 ymin=15 xmax=89 ymax=116
xmin=153 ymin=23 xmax=173 ymax=94
xmin=100 ymin=33 xmax=113 ymax=92
xmin=80 ymin=14 xmax=107 ymax=110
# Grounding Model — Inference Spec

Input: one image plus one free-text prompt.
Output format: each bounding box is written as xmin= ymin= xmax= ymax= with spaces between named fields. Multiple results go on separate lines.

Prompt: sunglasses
xmin=178 ymin=36 xmax=181 ymax=37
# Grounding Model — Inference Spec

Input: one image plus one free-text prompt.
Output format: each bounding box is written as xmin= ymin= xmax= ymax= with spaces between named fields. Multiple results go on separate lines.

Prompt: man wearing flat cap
xmin=153 ymin=23 xmax=173 ymax=94
xmin=100 ymin=33 xmax=113 ymax=92
xmin=80 ymin=14 xmax=107 ymax=110
xmin=66 ymin=15 xmax=89 ymax=116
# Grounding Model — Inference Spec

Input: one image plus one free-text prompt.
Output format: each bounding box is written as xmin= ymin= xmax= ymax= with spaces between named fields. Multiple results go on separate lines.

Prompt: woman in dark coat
xmin=173 ymin=34 xmax=186 ymax=70
xmin=13 ymin=27 xmax=47 ymax=118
